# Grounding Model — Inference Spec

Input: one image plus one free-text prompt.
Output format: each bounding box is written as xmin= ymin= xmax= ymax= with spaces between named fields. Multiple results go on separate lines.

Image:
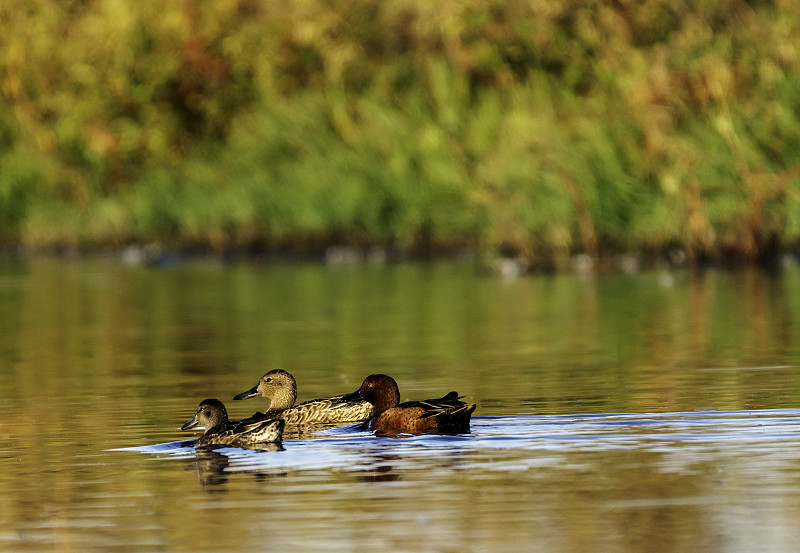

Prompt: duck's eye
xmin=265 ymin=378 xmax=272 ymax=383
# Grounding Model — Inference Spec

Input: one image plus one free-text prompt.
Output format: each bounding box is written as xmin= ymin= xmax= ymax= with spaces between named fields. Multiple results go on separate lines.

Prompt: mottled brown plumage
xmin=181 ymin=398 xmax=285 ymax=446
xmin=233 ymin=369 xmax=373 ymax=425
xmin=356 ymin=374 xmax=476 ymax=436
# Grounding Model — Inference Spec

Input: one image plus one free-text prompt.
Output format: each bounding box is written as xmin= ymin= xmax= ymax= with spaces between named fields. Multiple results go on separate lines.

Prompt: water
xmin=2 ymin=257 xmax=800 ymax=552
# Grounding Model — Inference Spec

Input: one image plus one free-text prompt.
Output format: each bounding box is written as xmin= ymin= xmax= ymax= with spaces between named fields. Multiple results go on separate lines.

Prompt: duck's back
xmin=198 ymin=415 xmax=285 ymax=446
xmin=280 ymin=394 xmax=374 ymax=425
xmin=372 ymin=392 xmax=476 ymax=435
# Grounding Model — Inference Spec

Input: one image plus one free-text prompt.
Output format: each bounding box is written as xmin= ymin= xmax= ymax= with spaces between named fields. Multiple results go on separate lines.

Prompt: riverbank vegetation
xmin=1 ymin=0 xmax=799 ymax=268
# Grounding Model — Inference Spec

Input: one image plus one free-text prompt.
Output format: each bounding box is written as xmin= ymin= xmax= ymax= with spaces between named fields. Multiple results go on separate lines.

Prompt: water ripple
xmin=114 ymin=409 xmax=800 ymax=476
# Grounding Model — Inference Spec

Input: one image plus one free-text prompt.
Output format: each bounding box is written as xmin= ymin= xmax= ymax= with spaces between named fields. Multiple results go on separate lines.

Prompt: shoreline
xmin=3 ymin=242 xmax=798 ymax=277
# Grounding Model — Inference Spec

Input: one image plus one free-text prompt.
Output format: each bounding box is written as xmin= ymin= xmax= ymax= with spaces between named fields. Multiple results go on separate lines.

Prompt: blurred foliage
xmin=1 ymin=0 xmax=799 ymax=265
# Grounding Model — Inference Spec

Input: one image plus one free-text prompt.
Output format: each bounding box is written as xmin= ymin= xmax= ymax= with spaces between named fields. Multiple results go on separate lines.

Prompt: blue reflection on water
xmin=114 ymin=409 xmax=800 ymax=476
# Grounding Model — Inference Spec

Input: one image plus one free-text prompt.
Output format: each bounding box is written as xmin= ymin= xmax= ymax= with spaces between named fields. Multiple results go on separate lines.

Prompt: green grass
xmin=1 ymin=0 xmax=799 ymax=267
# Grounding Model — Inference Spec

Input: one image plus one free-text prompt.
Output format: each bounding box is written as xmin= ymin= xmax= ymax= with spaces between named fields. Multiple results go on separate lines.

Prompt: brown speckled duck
xmin=356 ymin=374 xmax=476 ymax=436
xmin=232 ymin=369 xmax=373 ymax=425
xmin=181 ymin=399 xmax=285 ymax=447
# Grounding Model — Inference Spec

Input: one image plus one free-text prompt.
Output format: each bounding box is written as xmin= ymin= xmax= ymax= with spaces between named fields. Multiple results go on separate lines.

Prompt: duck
xmin=233 ymin=369 xmax=373 ymax=425
xmin=181 ymin=398 xmax=285 ymax=447
xmin=356 ymin=374 xmax=476 ymax=436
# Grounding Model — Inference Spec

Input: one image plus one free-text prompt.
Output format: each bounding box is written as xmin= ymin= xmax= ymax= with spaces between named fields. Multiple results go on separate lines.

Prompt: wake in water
xmin=112 ymin=409 xmax=800 ymax=477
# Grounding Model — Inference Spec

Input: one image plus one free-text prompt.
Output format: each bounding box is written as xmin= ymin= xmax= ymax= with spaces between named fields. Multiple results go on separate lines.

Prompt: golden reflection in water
xmin=4 ymin=259 xmax=800 ymax=415
xmin=1 ymin=258 xmax=800 ymax=552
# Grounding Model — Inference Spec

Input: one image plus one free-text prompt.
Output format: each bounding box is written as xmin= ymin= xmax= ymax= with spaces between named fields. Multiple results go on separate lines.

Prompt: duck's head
xmin=357 ymin=374 xmax=401 ymax=414
xmin=233 ymin=369 xmax=298 ymax=409
xmin=181 ymin=398 xmax=228 ymax=431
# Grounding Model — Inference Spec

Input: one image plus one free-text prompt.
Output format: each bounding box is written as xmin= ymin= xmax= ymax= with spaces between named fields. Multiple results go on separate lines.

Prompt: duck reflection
xmin=355 ymin=454 xmax=401 ymax=483
xmin=188 ymin=443 xmax=284 ymax=489
xmin=189 ymin=447 xmax=230 ymax=488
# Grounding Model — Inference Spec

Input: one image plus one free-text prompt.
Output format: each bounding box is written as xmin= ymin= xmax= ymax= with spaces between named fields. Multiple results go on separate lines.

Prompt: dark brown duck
xmin=356 ymin=374 xmax=476 ymax=436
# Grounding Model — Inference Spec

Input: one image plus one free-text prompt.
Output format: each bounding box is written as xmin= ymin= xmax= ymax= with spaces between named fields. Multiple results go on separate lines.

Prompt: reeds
xmin=1 ymin=0 xmax=798 ymax=265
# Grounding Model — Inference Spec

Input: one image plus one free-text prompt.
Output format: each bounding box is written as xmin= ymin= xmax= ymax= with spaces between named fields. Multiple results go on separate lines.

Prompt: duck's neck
xmin=265 ymin=387 xmax=297 ymax=414
xmin=372 ymin=389 xmax=400 ymax=417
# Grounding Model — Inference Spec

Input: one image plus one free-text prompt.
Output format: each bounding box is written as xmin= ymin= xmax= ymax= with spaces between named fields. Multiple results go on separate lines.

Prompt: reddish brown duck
xmin=181 ymin=399 xmax=285 ymax=447
xmin=233 ymin=369 xmax=373 ymax=425
xmin=356 ymin=374 xmax=476 ymax=436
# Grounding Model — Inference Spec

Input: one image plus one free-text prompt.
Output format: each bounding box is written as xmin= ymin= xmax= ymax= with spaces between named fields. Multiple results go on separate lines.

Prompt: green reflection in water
xmin=2 ymin=258 xmax=800 ymax=553
xmin=3 ymin=259 xmax=800 ymax=419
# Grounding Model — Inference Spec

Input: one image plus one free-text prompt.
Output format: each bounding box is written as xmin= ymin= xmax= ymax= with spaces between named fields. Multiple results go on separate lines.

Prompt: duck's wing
xmin=235 ymin=411 xmax=270 ymax=425
xmin=285 ymin=392 xmax=373 ymax=424
xmin=280 ymin=394 xmax=373 ymax=424
xmin=408 ymin=392 xmax=474 ymax=419
xmin=295 ymin=387 xmax=365 ymax=409
xmin=201 ymin=416 xmax=285 ymax=444
xmin=232 ymin=414 xmax=284 ymax=433
xmin=237 ymin=417 xmax=285 ymax=443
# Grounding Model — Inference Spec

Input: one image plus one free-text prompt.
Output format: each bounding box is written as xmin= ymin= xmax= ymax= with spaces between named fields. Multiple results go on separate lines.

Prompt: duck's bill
xmin=337 ymin=389 xmax=362 ymax=402
xmin=233 ymin=385 xmax=259 ymax=400
xmin=181 ymin=415 xmax=200 ymax=431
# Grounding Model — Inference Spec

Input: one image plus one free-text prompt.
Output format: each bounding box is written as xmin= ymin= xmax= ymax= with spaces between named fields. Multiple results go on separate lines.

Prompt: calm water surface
xmin=2 ymin=257 xmax=800 ymax=552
